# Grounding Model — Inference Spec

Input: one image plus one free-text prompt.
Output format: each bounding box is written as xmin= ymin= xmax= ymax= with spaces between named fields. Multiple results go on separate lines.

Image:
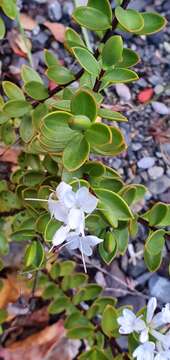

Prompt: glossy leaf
xmin=118 ymin=48 xmax=140 ymax=68
xmin=3 ymin=100 xmax=31 ymax=117
xmin=88 ymin=0 xmax=112 ymax=23
xmin=144 ymin=249 xmax=163 ymax=272
xmin=102 ymin=36 xmax=123 ymax=69
xmin=101 ymin=68 xmax=139 ymax=88
xmin=0 ymin=17 xmax=5 ymax=39
xmin=65 ymin=28 xmax=85 ymax=49
xmin=71 ymin=89 xmax=97 ymax=122
xmin=115 ymin=6 xmax=144 ymax=32
xmin=2 ymin=81 xmax=25 ymax=100
xmin=145 ymin=229 xmax=165 ymax=256
xmin=24 ymin=240 xmax=45 ymax=269
xmin=63 ymin=133 xmax=90 ymax=171
xmin=72 ymin=47 xmax=100 ymax=77
xmin=1 ymin=0 xmax=17 ymax=19
xmin=79 ymin=347 xmax=109 ymax=360
xmin=73 ymin=284 xmax=102 ymax=304
xmin=101 ymin=305 xmax=118 ymax=337
xmin=44 ymin=49 xmax=59 ymax=67
xmin=21 ymin=65 xmax=43 ymax=84
xmin=47 ymin=65 xmax=75 ymax=84
xmin=0 ymin=232 xmax=9 ymax=256
xmin=20 ymin=115 xmax=34 ymax=143
xmin=72 ymin=7 xmax=112 ymax=31
xmin=136 ymin=12 xmax=167 ymax=35
xmin=98 ymin=108 xmax=128 ymax=122
xmin=95 ymin=188 xmax=133 ymax=227
xmin=85 ymin=123 xmax=112 ymax=146
xmin=67 ymin=326 xmax=94 ymax=339
xmin=24 ymin=81 xmax=48 ymax=100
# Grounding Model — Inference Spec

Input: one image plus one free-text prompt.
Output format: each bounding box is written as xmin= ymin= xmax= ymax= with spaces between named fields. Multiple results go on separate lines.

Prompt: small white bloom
xmin=133 ymin=342 xmax=155 ymax=360
xmin=155 ymin=351 xmax=170 ymax=360
xmin=66 ymin=233 xmax=103 ymax=256
xmin=52 ymin=225 xmax=70 ymax=246
xmin=117 ymin=309 xmax=145 ymax=335
xmin=161 ymin=304 xmax=170 ymax=324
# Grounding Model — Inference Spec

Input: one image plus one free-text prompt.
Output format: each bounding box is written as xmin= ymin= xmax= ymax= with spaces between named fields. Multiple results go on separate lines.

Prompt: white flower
xmin=49 ymin=182 xmax=98 ymax=244
xmin=117 ymin=309 xmax=145 ymax=335
xmin=155 ymin=351 xmax=170 ymax=360
xmin=133 ymin=342 xmax=155 ymax=360
xmin=161 ymin=304 xmax=170 ymax=324
xmin=62 ymin=232 xmax=103 ymax=273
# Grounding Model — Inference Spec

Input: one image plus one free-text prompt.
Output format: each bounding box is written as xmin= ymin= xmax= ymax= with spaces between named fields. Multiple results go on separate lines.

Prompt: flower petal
xmin=81 ymin=238 xmax=93 ymax=256
xmin=147 ymin=297 xmax=157 ymax=324
xmin=68 ymin=208 xmax=84 ymax=232
xmin=52 ymin=225 xmax=69 ymax=246
xmin=56 ymin=182 xmax=72 ymax=201
xmin=86 ymin=235 xmax=103 ymax=247
xmin=76 ymin=187 xmax=98 ymax=213
xmin=140 ymin=327 xmax=149 ymax=343
xmin=48 ymin=199 xmax=68 ymax=222
xmin=66 ymin=234 xmax=80 ymax=250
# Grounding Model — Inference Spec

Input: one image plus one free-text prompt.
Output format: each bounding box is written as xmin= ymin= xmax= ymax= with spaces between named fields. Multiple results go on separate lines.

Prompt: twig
xmin=32 ymin=0 xmax=131 ymax=108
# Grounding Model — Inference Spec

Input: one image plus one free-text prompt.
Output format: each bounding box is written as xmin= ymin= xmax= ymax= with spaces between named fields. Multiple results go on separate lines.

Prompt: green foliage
xmin=0 ymin=2 xmax=168 ymax=359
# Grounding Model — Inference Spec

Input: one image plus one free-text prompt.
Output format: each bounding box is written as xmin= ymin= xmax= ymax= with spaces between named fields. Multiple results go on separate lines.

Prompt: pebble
xmin=33 ymin=0 xmax=47 ymax=3
xmin=149 ymin=274 xmax=170 ymax=303
xmin=48 ymin=1 xmax=62 ymax=21
xmin=152 ymin=101 xmax=170 ymax=115
xmin=63 ymin=1 xmax=74 ymax=16
xmin=115 ymin=83 xmax=131 ymax=102
xmin=148 ymin=166 xmax=164 ymax=180
xmin=148 ymin=175 xmax=170 ymax=195
xmin=164 ymin=41 xmax=170 ymax=53
xmin=137 ymin=157 xmax=155 ymax=169
xmin=154 ymin=84 xmax=164 ymax=95
xmin=132 ymin=143 xmax=142 ymax=152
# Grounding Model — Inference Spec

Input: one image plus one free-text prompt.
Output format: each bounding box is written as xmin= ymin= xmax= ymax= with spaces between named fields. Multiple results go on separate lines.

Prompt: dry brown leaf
xmin=0 ymin=147 xmax=21 ymax=164
xmin=44 ymin=21 xmax=66 ymax=43
xmin=20 ymin=13 xmax=37 ymax=31
xmin=8 ymin=30 xmax=32 ymax=58
xmin=0 ymin=274 xmax=30 ymax=309
xmin=0 ymin=320 xmax=66 ymax=360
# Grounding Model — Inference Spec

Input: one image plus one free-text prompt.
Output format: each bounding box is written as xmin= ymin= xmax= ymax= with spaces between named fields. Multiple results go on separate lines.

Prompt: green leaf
xmin=95 ymin=188 xmax=133 ymax=227
xmin=20 ymin=115 xmax=34 ymax=143
xmin=102 ymin=68 xmax=139 ymax=87
xmin=44 ymin=50 xmax=59 ymax=67
xmin=1 ymin=0 xmax=17 ymax=19
xmin=145 ymin=229 xmax=165 ymax=256
xmin=0 ymin=17 xmax=5 ymax=39
xmin=65 ymin=28 xmax=85 ymax=49
xmin=72 ymin=7 xmax=111 ymax=31
xmin=65 ymin=312 xmax=92 ymax=329
xmin=67 ymin=326 xmax=94 ymax=339
xmin=98 ymin=108 xmax=127 ymax=122
xmin=88 ymin=0 xmax=112 ymax=23
xmin=101 ymin=305 xmax=118 ymax=337
xmin=24 ymin=81 xmax=48 ymax=100
xmin=72 ymin=47 xmax=100 ymax=77
xmin=102 ymin=36 xmax=123 ymax=69
xmin=24 ymin=240 xmax=45 ymax=269
xmin=1 ymin=121 xmax=16 ymax=145
xmin=135 ymin=12 xmax=167 ymax=35
xmin=99 ymin=232 xmax=117 ymax=265
xmin=60 ymin=261 xmax=76 ymax=276
xmin=21 ymin=65 xmax=43 ymax=84
xmin=68 ymin=115 xmax=92 ymax=131
xmin=47 ymin=65 xmax=75 ymax=85
xmin=149 ymin=203 xmax=168 ymax=227
xmin=79 ymin=347 xmax=109 ymax=360
xmin=44 ymin=218 xmax=60 ymax=242
xmin=85 ymin=123 xmax=112 ymax=146
xmin=144 ymin=248 xmax=162 ymax=272
xmin=32 ymin=103 xmax=48 ymax=130
xmin=3 ymin=100 xmax=31 ymax=117
xmin=114 ymin=226 xmax=129 ymax=255
xmin=63 ymin=133 xmax=90 ymax=171
xmin=48 ymin=296 xmax=70 ymax=314
xmin=62 ymin=273 xmax=88 ymax=291
xmin=2 ymin=81 xmax=25 ymax=100
xmin=71 ymin=89 xmax=97 ymax=122
xmin=115 ymin=6 xmax=144 ymax=32
xmin=0 ymin=309 xmax=8 ymax=324
xmin=0 ymin=111 xmax=9 ymax=125
xmin=23 ymin=171 xmax=44 ymax=186
xmin=73 ymin=284 xmax=102 ymax=305
xmin=118 ymin=48 xmax=140 ymax=68
xmin=42 ymin=283 xmax=62 ymax=300
xmin=0 ymin=232 xmax=9 ymax=256
xmin=83 ymin=161 xmax=105 ymax=178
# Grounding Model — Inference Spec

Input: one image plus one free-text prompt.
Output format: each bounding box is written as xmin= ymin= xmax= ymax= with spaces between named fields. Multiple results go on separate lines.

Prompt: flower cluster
xmin=48 ymin=182 xmax=103 ymax=271
xmin=118 ymin=297 xmax=170 ymax=360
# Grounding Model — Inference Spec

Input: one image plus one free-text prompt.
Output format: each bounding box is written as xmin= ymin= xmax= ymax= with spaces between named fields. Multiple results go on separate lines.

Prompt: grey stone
xmin=154 ymin=84 xmax=164 ymax=95
xmin=137 ymin=157 xmax=155 ymax=169
xmin=164 ymin=42 xmax=170 ymax=53
xmin=132 ymin=143 xmax=142 ymax=152
xmin=63 ymin=1 xmax=74 ymax=16
xmin=115 ymin=83 xmax=131 ymax=102
xmin=33 ymin=0 xmax=47 ymax=3
xmin=148 ymin=176 xmax=170 ymax=195
xmin=48 ymin=1 xmax=62 ymax=21
xmin=148 ymin=166 xmax=164 ymax=180
xmin=128 ymin=260 xmax=146 ymax=278
xmin=149 ymin=275 xmax=170 ymax=303
xmin=152 ymin=101 xmax=170 ymax=115
xmin=149 ymin=75 xmax=162 ymax=86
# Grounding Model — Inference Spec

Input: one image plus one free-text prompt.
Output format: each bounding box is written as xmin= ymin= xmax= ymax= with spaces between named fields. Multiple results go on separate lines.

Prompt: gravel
xmin=137 ymin=157 xmax=156 ymax=169
xmin=148 ymin=166 xmax=164 ymax=180
xmin=149 ymin=274 xmax=170 ymax=303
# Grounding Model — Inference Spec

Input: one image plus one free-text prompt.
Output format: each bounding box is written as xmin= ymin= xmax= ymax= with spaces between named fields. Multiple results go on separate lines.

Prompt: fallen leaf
xmin=20 ymin=14 xmax=37 ymax=31
xmin=0 ymin=147 xmax=20 ymax=164
xmin=8 ymin=30 xmax=32 ymax=58
xmin=0 ymin=320 xmax=66 ymax=360
xmin=0 ymin=274 xmax=30 ymax=309
xmin=137 ymin=88 xmax=154 ymax=103
xmin=44 ymin=21 xmax=66 ymax=43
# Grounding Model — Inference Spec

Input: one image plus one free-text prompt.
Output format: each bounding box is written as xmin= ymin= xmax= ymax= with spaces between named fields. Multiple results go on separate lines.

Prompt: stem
xmin=16 ymin=8 xmax=34 ymax=67
xmin=32 ymin=0 xmax=131 ymax=107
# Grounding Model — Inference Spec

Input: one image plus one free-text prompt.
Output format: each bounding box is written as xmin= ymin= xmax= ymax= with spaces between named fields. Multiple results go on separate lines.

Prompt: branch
xmin=32 ymin=0 xmax=131 ymax=107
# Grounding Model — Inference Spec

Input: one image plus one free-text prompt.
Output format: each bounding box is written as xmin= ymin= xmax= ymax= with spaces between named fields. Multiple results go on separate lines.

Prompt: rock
xmin=149 ymin=75 xmax=162 ymax=86
xmin=148 ymin=176 xmax=170 ymax=195
xmin=164 ymin=41 xmax=170 ymax=53
xmin=137 ymin=157 xmax=155 ymax=169
xmin=105 ymin=261 xmax=128 ymax=298
xmin=48 ymin=1 xmax=62 ymax=21
xmin=149 ymin=275 xmax=170 ymax=303
xmin=148 ymin=32 xmax=164 ymax=46
xmin=63 ymin=1 xmax=74 ymax=16
xmin=154 ymin=84 xmax=164 ymax=95
xmin=95 ymin=271 xmax=107 ymax=288
xmin=152 ymin=101 xmax=170 ymax=115
xmin=128 ymin=260 xmax=146 ymax=278
xmin=160 ymin=191 xmax=170 ymax=204
xmin=115 ymin=83 xmax=131 ymax=102
xmin=132 ymin=143 xmax=142 ymax=151
xmin=148 ymin=166 xmax=164 ymax=180
xmin=33 ymin=0 xmax=47 ymax=3
xmin=129 ymin=0 xmax=146 ymax=11
xmin=118 ymin=295 xmax=146 ymax=313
